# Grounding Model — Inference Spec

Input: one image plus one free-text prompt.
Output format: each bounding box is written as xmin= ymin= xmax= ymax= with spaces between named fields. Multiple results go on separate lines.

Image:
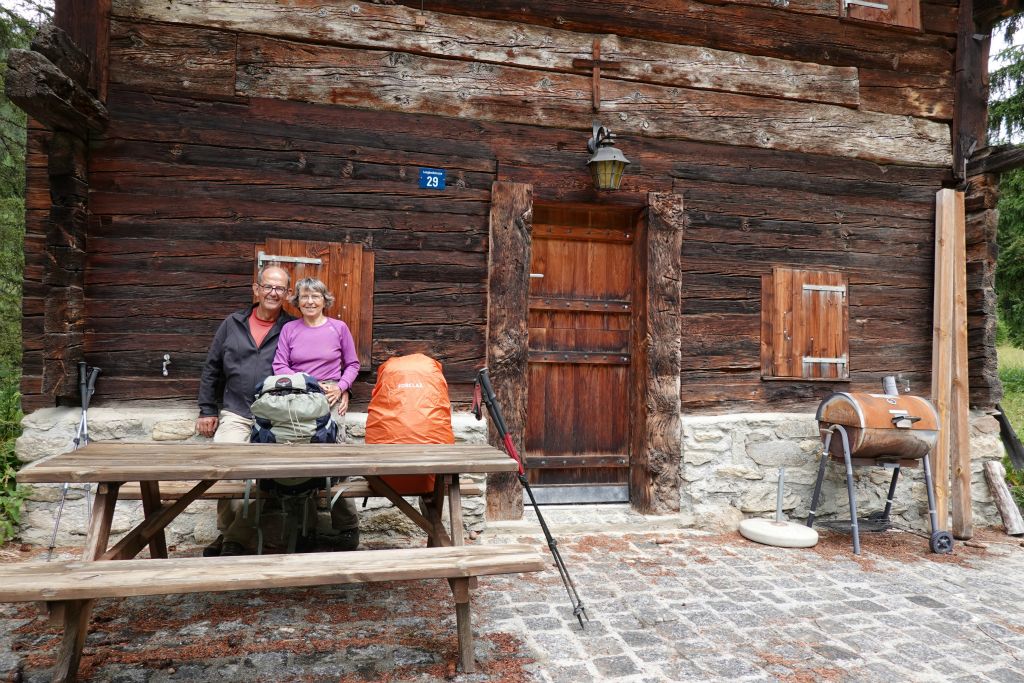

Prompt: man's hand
xmin=196 ymin=415 xmax=219 ymax=438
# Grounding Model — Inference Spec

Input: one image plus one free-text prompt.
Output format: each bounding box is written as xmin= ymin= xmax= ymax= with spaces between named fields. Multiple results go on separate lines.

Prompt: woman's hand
xmin=324 ymin=384 xmax=341 ymax=407
xmin=337 ymin=390 xmax=350 ymax=416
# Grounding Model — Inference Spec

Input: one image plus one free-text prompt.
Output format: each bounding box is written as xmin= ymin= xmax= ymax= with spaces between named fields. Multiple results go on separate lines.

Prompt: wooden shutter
xmin=842 ymin=0 xmax=921 ymax=31
xmin=761 ymin=267 xmax=848 ymax=380
xmin=254 ymin=239 xmax=374 ymax=368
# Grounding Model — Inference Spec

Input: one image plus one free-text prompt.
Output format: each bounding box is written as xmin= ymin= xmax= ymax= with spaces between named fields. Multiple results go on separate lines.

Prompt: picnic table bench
xmin=6 ymin=442 xmax=545 ymax=682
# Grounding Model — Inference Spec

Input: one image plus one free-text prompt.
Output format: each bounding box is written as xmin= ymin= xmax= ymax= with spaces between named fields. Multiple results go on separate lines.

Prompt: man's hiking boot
xmin=220 ymin=541 xmax=249 ymax=557
xmin=202 ymin=534 xmax=224 ymax=557
xmin=323 ymin=528 xmax=359 ymax=552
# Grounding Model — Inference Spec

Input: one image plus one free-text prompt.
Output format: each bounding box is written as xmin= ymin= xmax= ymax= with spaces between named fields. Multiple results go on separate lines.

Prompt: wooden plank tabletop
xmin=17 ymin=442 xmax=518 ymax=484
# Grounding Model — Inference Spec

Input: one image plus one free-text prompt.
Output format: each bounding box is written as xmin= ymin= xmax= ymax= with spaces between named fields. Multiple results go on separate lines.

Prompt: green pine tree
xmin=991 ymin=18 xmax=1024 ymax=346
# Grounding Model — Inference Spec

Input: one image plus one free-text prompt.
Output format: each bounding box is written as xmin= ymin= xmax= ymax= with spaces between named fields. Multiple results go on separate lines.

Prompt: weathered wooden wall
xmin=20 ymin=0 xmax=999 ymax=412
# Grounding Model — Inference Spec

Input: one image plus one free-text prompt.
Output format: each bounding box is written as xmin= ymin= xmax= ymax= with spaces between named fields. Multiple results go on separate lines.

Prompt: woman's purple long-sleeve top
xmin=272 ymin=318 xmax=360 ymax=391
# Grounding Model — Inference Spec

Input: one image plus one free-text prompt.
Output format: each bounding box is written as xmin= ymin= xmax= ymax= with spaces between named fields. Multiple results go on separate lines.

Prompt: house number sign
xmin=418 ymin=168 xmax=446 ymax=190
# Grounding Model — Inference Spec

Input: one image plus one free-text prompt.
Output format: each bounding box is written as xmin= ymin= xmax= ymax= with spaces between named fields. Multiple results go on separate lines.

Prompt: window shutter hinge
xmin=843 ymin=0 xmax=889 ymax=11
xmin=257 ymin=251 xmax=323 ymax=268
xmin=802 ymin=356 xmax=848 ymax=364
xmin=802 ymin=284 xmax=846 ymax=295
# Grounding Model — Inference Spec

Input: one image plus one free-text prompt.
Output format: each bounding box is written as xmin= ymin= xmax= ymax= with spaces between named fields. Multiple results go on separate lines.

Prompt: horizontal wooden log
xmin=92 ymin=137 xmax=497 ymax=181
xmin=967 ymin=145 xmax=1024 ymax=175
xmin=114 ymin=0 xmax=859 ymax=106
xmin=859 ymin=68 xmax=953 ymax=120
xmin=235 ymin=36 xmax=951 ymax=166
xmin=4 ymin=49 xmax=108 ymax=137
xmin=30 ymin=23 xmax=91 ymax=88
xmin=108 ymin=19 xmax=238 ymax=99
xmin=389 ymin=0 xmax=955 ymax=74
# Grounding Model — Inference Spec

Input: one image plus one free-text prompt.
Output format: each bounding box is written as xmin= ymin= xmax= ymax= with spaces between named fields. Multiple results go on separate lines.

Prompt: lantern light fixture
xmin=586 ymin=123 xmax=630 ymax=191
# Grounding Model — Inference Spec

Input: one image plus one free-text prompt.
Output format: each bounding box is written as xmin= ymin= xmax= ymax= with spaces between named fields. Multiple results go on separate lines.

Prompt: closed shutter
xmin=761 ymin=267 xmax=848 ymax=380
xmin=843 ymin=0 xmax=921 ymax=31
xmin=254 ymin=239 xmax=374 ymax=368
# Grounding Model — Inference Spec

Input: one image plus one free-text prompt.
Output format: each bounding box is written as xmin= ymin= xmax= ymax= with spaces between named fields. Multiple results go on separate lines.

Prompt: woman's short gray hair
xmin=291 ymin=277 xmax=335 ymax=309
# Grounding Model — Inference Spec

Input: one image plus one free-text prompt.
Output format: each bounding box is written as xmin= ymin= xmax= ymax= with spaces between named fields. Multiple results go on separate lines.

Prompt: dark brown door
xmin=525 ymin=205 xmax=637 ymax=503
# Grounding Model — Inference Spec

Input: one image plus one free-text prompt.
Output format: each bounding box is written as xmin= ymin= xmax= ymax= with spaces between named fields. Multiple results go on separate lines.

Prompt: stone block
xmin=745 ymin=440 xmax=805 ymax=467
xmin=691 ymin=502 xmax=743 ymax=531
xmin=152 ymin=419 xmax=198 ymax=441
xmin=739 ymin=487 xmax=799 ymax=513
xmin=714 ymin=465 xmax=762 ymax=480
xmin=683 ymin=449 xmax=718 ymax=466
xmin=775 ymin=417 xmax=820 ymax=439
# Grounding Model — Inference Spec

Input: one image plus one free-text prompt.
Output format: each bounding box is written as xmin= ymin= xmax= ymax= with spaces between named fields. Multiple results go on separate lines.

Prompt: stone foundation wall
xmin=15 ymin=406 xmax=488 ymax=550
xmin=680 ymin=411 xmax=1004 ymax=533
xmin=14 ymin=406 xmax=1008 ymax=549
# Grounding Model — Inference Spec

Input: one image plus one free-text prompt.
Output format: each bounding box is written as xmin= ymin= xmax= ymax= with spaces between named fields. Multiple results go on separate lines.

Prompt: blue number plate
xmin=419 ymin=168 xmax=446 ymax=190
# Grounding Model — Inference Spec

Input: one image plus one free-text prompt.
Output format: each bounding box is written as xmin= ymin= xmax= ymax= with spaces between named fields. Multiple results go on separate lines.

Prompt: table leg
xmin=448 ymin=475 xmax=464 ymax=547
xmin=138 ymin=481 xmax=168 ymax=559
xmin=51 ymin=482 xmax=120 ymax=683
xmin=448 ymin=577 xmax=475 ymax=673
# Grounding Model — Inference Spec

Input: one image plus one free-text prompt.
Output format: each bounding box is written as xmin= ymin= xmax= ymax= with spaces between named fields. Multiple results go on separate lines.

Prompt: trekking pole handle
xmin=83 ymin=366 xmax=101 ymax=410
xmin=78 ymin=361 xmax=88 ymax=393
xmin=475 ymin=369 xmax=509 ymax=438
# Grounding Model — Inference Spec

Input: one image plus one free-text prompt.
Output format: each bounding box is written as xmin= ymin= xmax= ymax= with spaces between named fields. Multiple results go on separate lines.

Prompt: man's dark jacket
xmin=198 ymin=306 xmax=296 ymax=419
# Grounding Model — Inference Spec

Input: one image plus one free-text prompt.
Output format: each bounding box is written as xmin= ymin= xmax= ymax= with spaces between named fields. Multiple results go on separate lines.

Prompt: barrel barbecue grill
xmin=806 ymin=384 xmax=955 ymax=555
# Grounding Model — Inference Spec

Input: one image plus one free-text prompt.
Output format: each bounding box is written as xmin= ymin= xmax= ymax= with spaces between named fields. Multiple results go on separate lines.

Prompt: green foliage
xmin=991 ymin=15 xmax=1024 ymax=349
xmin=999 ymin=346 xmax=1024 ymax=513
xmin=0 ymin=3 xmax=50 ymax=544
xmin=0 ymin=369 xmax=26 ymax=543
xmin=995 ymin=170 xmax=1024 ymax=347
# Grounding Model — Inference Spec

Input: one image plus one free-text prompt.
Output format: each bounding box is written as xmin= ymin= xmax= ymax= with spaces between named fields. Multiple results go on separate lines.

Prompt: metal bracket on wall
xmin=842 ymin=0 xmax=889 ymax=11
xmin=257 ymin=251 xmax=323 ymax=269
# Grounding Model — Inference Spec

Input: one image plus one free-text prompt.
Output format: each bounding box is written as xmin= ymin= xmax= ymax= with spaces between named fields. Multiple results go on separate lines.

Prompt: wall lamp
xmin=586 ymin=123 xmax=630 ymax=191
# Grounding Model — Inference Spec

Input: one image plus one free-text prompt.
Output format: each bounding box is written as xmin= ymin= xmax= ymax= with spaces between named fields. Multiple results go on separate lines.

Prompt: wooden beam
xmin=30 ymin=24 xmax=92 ymax=89
xmin=4 ymin=49 xmax=108 ymax=137
xmin=950 ymin=189 xmax=973 ymax=539
xmin=114 ymin=0 xmax=860 ymax=107
xmin=931 ymin=189 xmax=957 ymax=533
xmin=630 ymin=193 xmax=684 ymax=514
xmin=967 ymin=145 xmax=1024 ymax=175
xmin=485 ymin=181 xmax=532 ymax=520
xmin=983 ymin=461 xmax=1024 ymax=535
xmin=235 ymin=35 xmax=950 ymax=167
xmin=55 ymin=0 xmax=111 ymax=100
xmin=952 ymin=0 xmax=989 ymax=180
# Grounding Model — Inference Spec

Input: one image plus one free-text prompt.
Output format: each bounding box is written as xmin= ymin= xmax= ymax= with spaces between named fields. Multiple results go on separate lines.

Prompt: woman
xmin=273 ymin=277 xmax=360 ymax=416
xmin=272 ymin=276 xmax=361 ymax=550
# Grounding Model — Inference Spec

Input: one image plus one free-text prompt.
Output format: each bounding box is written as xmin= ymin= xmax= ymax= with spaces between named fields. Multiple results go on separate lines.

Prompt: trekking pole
xmin=472 ymin=368 xmax=589 ymax=629
xmin=47 ymin=361 xmax=101 ymax=561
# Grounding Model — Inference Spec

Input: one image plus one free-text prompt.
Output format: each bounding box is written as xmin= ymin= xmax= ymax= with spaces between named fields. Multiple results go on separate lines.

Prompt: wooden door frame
xmin=485 ymin=184 xmax=683 ymax=519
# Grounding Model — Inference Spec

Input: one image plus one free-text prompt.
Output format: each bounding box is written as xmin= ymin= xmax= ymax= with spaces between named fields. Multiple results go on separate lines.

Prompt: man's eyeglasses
xmin=257 ymin=284 xmax=289 ymax=295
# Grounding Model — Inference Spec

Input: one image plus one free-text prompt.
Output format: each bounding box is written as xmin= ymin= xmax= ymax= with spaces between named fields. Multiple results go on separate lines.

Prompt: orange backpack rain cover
xmin=364 ymin=353 xmax=454 ymax=495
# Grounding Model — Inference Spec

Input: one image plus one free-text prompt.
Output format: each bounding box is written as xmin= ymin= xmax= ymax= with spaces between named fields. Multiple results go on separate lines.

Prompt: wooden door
xmin=525 ymin=205 xmax=638 ymax=503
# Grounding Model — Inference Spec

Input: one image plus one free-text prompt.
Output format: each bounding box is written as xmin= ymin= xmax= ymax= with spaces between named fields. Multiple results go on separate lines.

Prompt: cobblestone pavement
xmin=3 ymin=505 xmax=1024 ymax=682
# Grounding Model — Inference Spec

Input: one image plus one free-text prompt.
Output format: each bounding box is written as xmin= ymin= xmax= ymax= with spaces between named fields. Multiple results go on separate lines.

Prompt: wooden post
xmin=629 ymin=193 xmax=684 ymax=514
xmin=949 ymin=190 xmax=973 ymax=539
xmin=983 ymin=461 xmax=1024 ymax=536
xmin=485 ymin=181 xmax=532 ymax=521
xmin=931 ymin=189 xmax=955 ymax=532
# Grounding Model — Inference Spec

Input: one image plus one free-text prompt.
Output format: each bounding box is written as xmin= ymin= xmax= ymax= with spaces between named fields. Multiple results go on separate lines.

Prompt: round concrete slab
xmin=739 ymin=518 xmax=819 ymax=548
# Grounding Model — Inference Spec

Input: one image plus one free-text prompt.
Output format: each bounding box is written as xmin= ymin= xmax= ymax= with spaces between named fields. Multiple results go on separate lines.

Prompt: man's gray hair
xmin=257 ymin=262 xmax=291 ymax=287
xmin=291 ymin=277 xmax=335 ymax=309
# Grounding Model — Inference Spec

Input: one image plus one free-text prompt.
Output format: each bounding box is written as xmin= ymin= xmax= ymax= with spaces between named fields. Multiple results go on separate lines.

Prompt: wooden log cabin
xmin=11 ymin=0 xmax=1021 ymax=522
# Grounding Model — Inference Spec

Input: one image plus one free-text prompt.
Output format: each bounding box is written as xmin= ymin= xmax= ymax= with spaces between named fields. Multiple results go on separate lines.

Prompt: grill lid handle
xmin=892 ymin=414 xmax=922 ymax=429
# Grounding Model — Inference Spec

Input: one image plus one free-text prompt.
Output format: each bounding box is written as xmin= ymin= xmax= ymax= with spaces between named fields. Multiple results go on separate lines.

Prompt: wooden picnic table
xmin=8 ymin=442 xmax=542 ymax=682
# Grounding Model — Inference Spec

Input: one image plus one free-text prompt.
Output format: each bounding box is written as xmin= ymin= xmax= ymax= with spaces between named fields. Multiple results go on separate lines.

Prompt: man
xmin=196 ymin=264 xmax=294 ymax=556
